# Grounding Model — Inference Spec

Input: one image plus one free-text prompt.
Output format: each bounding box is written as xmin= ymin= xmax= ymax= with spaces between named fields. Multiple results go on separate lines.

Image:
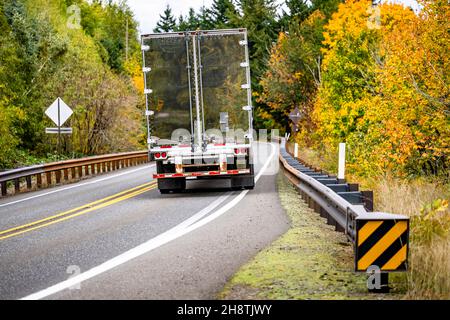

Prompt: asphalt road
xmin=0 ymin=142 xmax=289 ymax=300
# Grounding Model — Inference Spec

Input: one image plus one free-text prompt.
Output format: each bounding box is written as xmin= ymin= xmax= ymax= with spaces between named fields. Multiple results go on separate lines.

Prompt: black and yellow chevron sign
xmin=355 ymin=219 xmax=409 ymax=272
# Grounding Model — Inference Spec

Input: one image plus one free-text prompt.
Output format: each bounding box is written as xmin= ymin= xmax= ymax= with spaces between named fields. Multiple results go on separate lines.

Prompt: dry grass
xmin=372 ymin=178 xmax=450 ymax=299
xmin=292 ymin=144 xmax=450 ymax=299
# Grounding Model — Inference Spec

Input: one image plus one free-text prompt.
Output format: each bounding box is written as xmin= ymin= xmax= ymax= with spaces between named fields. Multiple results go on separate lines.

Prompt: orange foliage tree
xmin=312 ymin=0 xmax=449 ymax=177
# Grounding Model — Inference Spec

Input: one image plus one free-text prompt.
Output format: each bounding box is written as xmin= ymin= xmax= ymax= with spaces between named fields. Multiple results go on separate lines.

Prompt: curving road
xmin=0 ymin=142 xmax=289 ymax=300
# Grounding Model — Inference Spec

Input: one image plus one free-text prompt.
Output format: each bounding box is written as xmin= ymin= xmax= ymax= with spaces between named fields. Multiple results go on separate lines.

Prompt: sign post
xmin=289 ymin=107 xmax=302 ymax=134
xmin=45 ymin=97 xmax=73 ymax=159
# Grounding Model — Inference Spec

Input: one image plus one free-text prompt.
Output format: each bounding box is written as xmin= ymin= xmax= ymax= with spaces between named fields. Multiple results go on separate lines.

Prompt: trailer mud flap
xmin=231 ymin=174 xmax=255 ymax=189
xmin=158 ymin=178 xmax=186 ymax=191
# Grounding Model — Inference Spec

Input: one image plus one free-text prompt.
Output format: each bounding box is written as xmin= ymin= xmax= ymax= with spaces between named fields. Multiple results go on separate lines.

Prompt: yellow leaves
xmin=413 ymin=198 xmax=450 ymax=245
xmin=124 ymin=58 xmax=144 ymax=93
xmin=313 ymin=0 xmax=449 ymax=177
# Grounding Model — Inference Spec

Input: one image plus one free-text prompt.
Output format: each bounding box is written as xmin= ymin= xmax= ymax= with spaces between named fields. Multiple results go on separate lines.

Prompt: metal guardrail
xmin=0 ymin=151 xmax=149 ymax=197
xmin=278 ymin=138 xmax=409 ymax=292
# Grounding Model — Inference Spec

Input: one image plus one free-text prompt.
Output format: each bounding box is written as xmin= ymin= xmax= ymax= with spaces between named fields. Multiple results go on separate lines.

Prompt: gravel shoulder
xmin=219 ymin=172 xmax=405 ymax=300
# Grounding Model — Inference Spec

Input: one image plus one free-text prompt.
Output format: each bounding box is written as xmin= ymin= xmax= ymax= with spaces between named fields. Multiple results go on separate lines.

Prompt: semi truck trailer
xmin=141 ymin=29 xmax=255 ymax=193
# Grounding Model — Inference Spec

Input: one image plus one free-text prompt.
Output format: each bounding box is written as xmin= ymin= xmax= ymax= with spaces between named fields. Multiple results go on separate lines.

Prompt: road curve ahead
xmin=0 ymin=142 xmax=289 ymax=300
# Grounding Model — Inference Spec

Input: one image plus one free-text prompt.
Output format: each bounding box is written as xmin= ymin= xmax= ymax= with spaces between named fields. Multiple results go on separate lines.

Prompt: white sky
xmin=125 ymin=0 xmax=420 ymax=35
xmin=127 ymin=0 xmax=214 ymax=34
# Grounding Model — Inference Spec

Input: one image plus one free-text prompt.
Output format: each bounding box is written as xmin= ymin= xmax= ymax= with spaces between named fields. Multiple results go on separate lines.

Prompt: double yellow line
xmin=0 ymin=181 xmax=157 ymax=241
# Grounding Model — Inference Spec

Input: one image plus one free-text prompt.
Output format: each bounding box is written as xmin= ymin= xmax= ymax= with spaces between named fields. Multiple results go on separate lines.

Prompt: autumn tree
xmin=0 ymin=0 xmax=144 ymax=168
xmin=258 ymin=1 xmax=341 ymax=136
xmin=313 ymin=0 xmax=449 ymax=176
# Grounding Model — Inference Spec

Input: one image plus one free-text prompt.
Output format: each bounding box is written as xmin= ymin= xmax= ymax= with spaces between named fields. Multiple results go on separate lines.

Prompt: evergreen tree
xmin=279 ymin=0 xmax=311 ymax=30
xmin=311 ymin=0 xmax=343 ymax=18
xmin=210 ymin=0 xmax=237 ymax=27
xmin=232 ymin=0 xmax=278 ymax=83
xmin=198 ymin=5 xmax=215 ymax=30
xmin=186 ymin=8 xmax=201 ymax=30
xmin=232 ymin=0 xmax=279 ymax=129
xmin=153 ymin=4 xmax=176 ymax=33
xmin=176 ymin=14 xmax=188 ymax=31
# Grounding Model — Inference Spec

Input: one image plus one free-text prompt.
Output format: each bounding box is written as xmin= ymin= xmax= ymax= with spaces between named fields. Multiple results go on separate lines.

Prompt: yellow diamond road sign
xmin=45 ymin=97 xmax=73 ymax=126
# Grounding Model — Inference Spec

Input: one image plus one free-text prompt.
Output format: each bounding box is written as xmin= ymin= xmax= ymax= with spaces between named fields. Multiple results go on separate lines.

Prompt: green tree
xmin=154 ymin=4 xmax=176 ymax=32
xmin=258 ymin=10 xmax=328 ymax=135
xmin=279 ymin=0 xmax=310 ymax=30
xmin=198 ymin=5 xmax=215 ymax=30
xmin=0 ymin=0 xmax=144 ymax=168
xmin=210 ymin=0 xmax=237 ymax=27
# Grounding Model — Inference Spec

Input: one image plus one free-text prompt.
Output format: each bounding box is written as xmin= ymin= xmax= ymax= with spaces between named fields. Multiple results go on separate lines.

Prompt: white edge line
xmin=21 ymin=143 xmax=276 ymax=300
xmin=0 ymin=164 xmax=156 ymax=208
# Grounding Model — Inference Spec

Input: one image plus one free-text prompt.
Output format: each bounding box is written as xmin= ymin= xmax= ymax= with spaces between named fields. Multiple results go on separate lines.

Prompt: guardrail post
xmin=361 ymin=190 xmax=374 ymax=212
xmin=26 ymin=176 xmax=32 ymax=190
xmin=46 ymin=172 xmax=52 ymax=186
xmin=37 ymin=174 xmax=42 ymax=188
xmin=1 ymin=181 xmax=7 ymax=196
xmin=63 ymin=169 xmax=69 ymax=181
xmin=319 ymin=207 xmax=326 ymax=218
xmin=71 ymin=167 xmax=76 ymax=180
xmin=55 ymin=170 xmax=61 ymax=184
xmin=14 ymin=179 xmax=20 ymax=194
xmin=77 ymin=166 xmax=83 ymax=178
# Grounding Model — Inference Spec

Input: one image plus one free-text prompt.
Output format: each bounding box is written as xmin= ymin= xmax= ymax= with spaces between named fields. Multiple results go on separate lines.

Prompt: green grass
xmin=219 ymin=173 xmax=405 ymax=300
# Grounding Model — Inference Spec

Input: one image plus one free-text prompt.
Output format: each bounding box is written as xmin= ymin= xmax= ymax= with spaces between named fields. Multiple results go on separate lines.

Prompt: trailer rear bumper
xmin=153 ymin=169 xmax=250 ymax=179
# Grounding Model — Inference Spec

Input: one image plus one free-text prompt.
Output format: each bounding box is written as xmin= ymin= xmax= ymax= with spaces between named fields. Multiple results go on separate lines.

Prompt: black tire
xmin=159 ymin=189 xmax=170 ymax=194
xmin=244 ymin=185 xmax=254 ymax=190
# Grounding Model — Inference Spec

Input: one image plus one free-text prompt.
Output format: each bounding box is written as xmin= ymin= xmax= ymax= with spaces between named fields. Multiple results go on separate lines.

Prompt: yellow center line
xmin=0 ymin=182 xmax=157 ymax=241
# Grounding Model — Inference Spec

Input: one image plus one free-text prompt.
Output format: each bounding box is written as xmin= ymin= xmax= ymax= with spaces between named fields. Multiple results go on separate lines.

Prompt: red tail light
xmin=155 ymin=152 xmax=161 ymax=158
xmin=161 ymin=152 xmax=167 ymax=158
xmin=234 ymin=148 xmax=247 ymax=155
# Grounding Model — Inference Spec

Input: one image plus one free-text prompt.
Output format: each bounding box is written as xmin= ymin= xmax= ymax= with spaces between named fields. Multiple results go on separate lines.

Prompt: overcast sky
xmin=126 ymin=0 xmax=420 ymax=35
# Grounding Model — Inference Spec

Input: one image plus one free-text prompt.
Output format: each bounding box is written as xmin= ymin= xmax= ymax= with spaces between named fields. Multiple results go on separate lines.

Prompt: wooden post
xmin=55 ymin=170 xmax=61 ymax=184
xmin=1 ymin=181 xmax=7 ymax=196
xmin=14 ymin=179 xmax=20 ymax=194
xmin=46 ymin=172 xmax=52 ymax=186
xmin=37 ymin=174 xmax=42 ymax=188
xmin=26 ymin=176 xmax=32 ymax=190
